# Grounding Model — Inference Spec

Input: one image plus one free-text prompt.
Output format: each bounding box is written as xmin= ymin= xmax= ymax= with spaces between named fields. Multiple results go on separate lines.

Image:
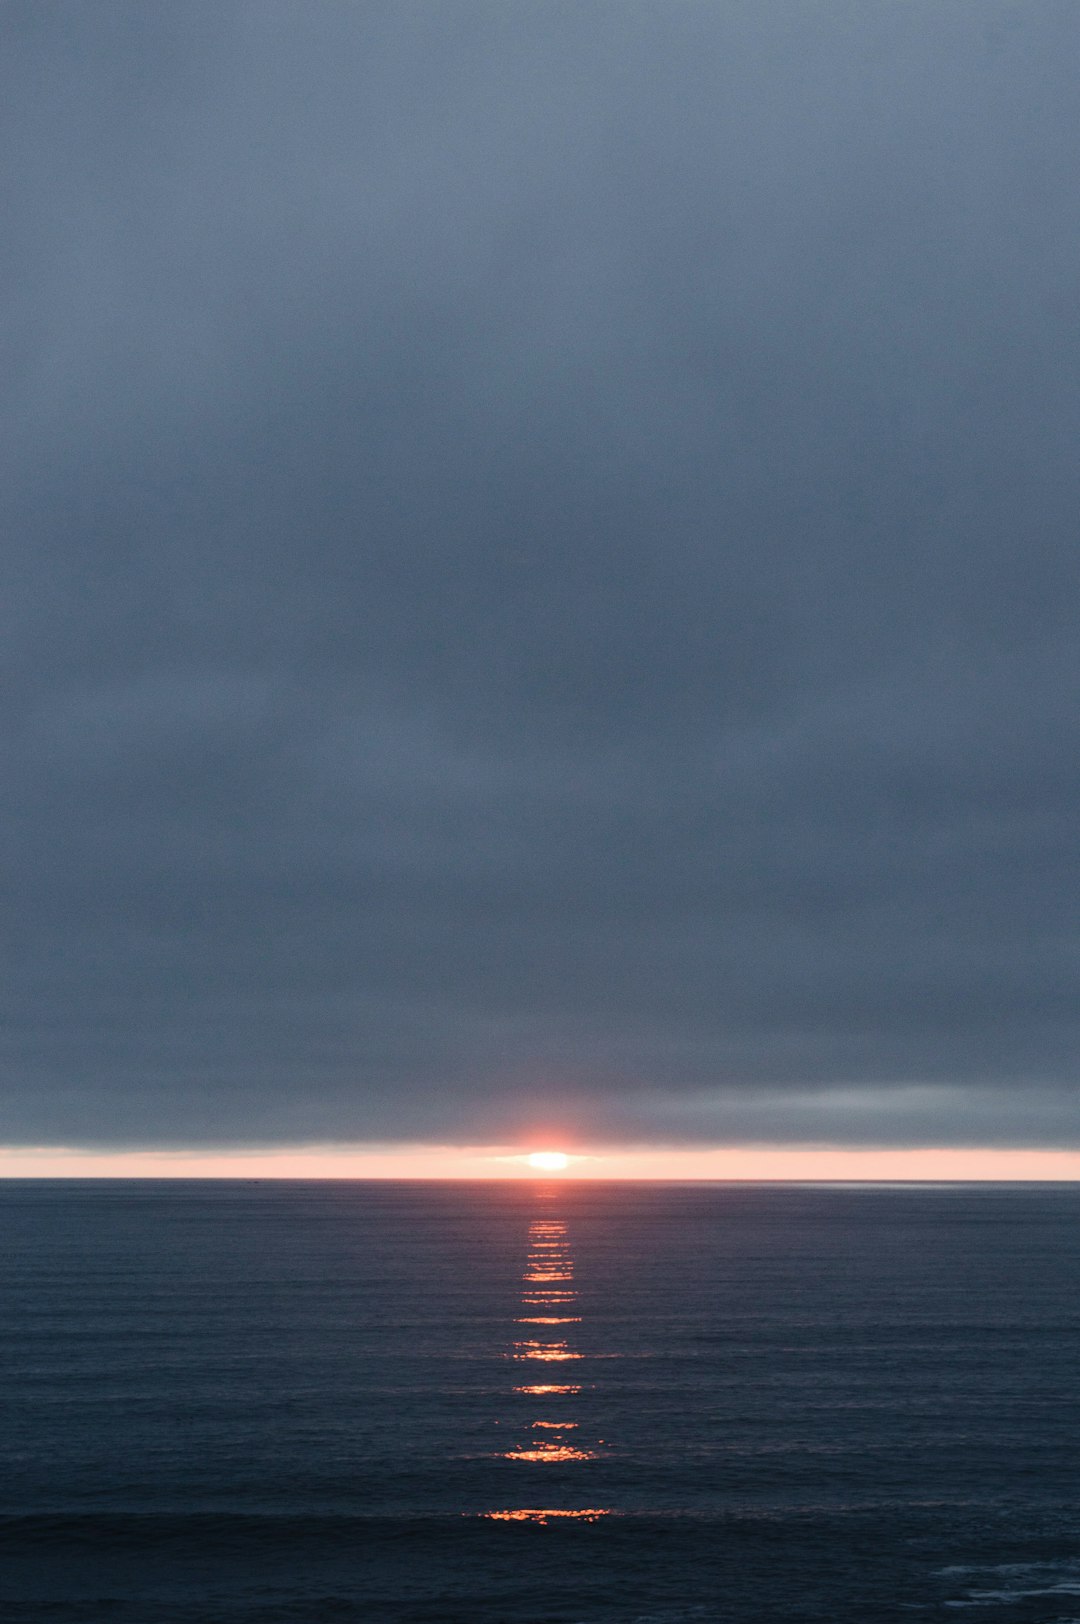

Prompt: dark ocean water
xmin=5 ymin=1181 xmax=1080 ymax=1623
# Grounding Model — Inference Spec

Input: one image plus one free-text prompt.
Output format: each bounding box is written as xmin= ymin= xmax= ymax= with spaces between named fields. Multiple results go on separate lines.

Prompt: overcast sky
xmin=4 ymin=1 xmax=1079 ymax=1150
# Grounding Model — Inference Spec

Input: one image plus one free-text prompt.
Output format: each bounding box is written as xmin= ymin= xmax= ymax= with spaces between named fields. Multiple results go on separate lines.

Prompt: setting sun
xmin=527 ymin=1150 xmax=570 ymax=1172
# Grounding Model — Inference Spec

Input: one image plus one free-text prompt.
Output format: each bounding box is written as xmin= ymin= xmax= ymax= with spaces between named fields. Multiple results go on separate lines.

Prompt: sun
xmin=527 ymin=1150 xmax=570 ymax=1172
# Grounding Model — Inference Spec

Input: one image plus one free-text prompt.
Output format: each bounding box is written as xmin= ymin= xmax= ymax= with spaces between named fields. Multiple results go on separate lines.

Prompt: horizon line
xmin=6 ymin=1143 xmax=1080 ymax=1181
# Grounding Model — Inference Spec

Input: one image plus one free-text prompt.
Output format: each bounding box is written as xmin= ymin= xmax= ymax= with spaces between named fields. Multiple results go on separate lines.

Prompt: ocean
xmin=4 ymin=1180 xmax=1080 ymax=1622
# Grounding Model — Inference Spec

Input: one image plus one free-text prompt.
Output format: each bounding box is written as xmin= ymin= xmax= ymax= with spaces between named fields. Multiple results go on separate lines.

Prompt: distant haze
xmin=4 ymin=1 xmax=1079 ymax=1150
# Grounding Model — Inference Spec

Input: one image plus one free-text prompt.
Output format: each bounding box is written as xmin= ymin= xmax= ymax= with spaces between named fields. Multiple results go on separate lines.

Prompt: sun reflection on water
xmin=485 ymin=1208 xmax=610 ymax=1522
xmin=514 ymin=1383 xmax=581 ymax=1396
xmin=503 ymin=1444 xmax=596 ymax=1462
xmin=512 ymin=1340 xmax=583 ymax=1362
xmin=483 ymin=1508 xmax=610 ymax=1523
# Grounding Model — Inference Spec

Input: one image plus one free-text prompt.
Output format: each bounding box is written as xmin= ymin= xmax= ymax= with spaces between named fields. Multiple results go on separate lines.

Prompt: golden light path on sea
xmin=485 ymin=1208 xmax=607 ymax=1524
xmin=482 ymin=1509 xmax=609 ymax=1523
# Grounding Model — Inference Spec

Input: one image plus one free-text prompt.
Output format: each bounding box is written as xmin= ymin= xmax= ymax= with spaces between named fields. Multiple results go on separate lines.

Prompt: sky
xmin=4 ymin=1 xmax=1079 ymax=1172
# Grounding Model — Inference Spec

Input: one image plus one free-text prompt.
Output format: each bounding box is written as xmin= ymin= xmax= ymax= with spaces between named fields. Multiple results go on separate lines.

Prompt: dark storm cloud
xmin=4 ymin=1 xmax=1079 ymax=1146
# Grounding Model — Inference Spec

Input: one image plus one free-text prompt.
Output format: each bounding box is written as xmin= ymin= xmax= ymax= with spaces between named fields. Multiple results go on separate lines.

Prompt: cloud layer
xmin=4 ymin=2 xmax=1079 ymax=1146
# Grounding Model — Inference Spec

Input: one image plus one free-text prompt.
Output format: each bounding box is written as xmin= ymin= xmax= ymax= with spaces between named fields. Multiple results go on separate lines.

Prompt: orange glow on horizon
xmin=7 ymin=1142 xmax=1080 ymax=1181
xmin=527 ymin=1151 xmax=570 ymax=1172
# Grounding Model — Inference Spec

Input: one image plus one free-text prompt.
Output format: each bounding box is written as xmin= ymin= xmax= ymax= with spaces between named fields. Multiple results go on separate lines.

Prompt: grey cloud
xmin=3 ymin=1 xmax=1079 ymax=1147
